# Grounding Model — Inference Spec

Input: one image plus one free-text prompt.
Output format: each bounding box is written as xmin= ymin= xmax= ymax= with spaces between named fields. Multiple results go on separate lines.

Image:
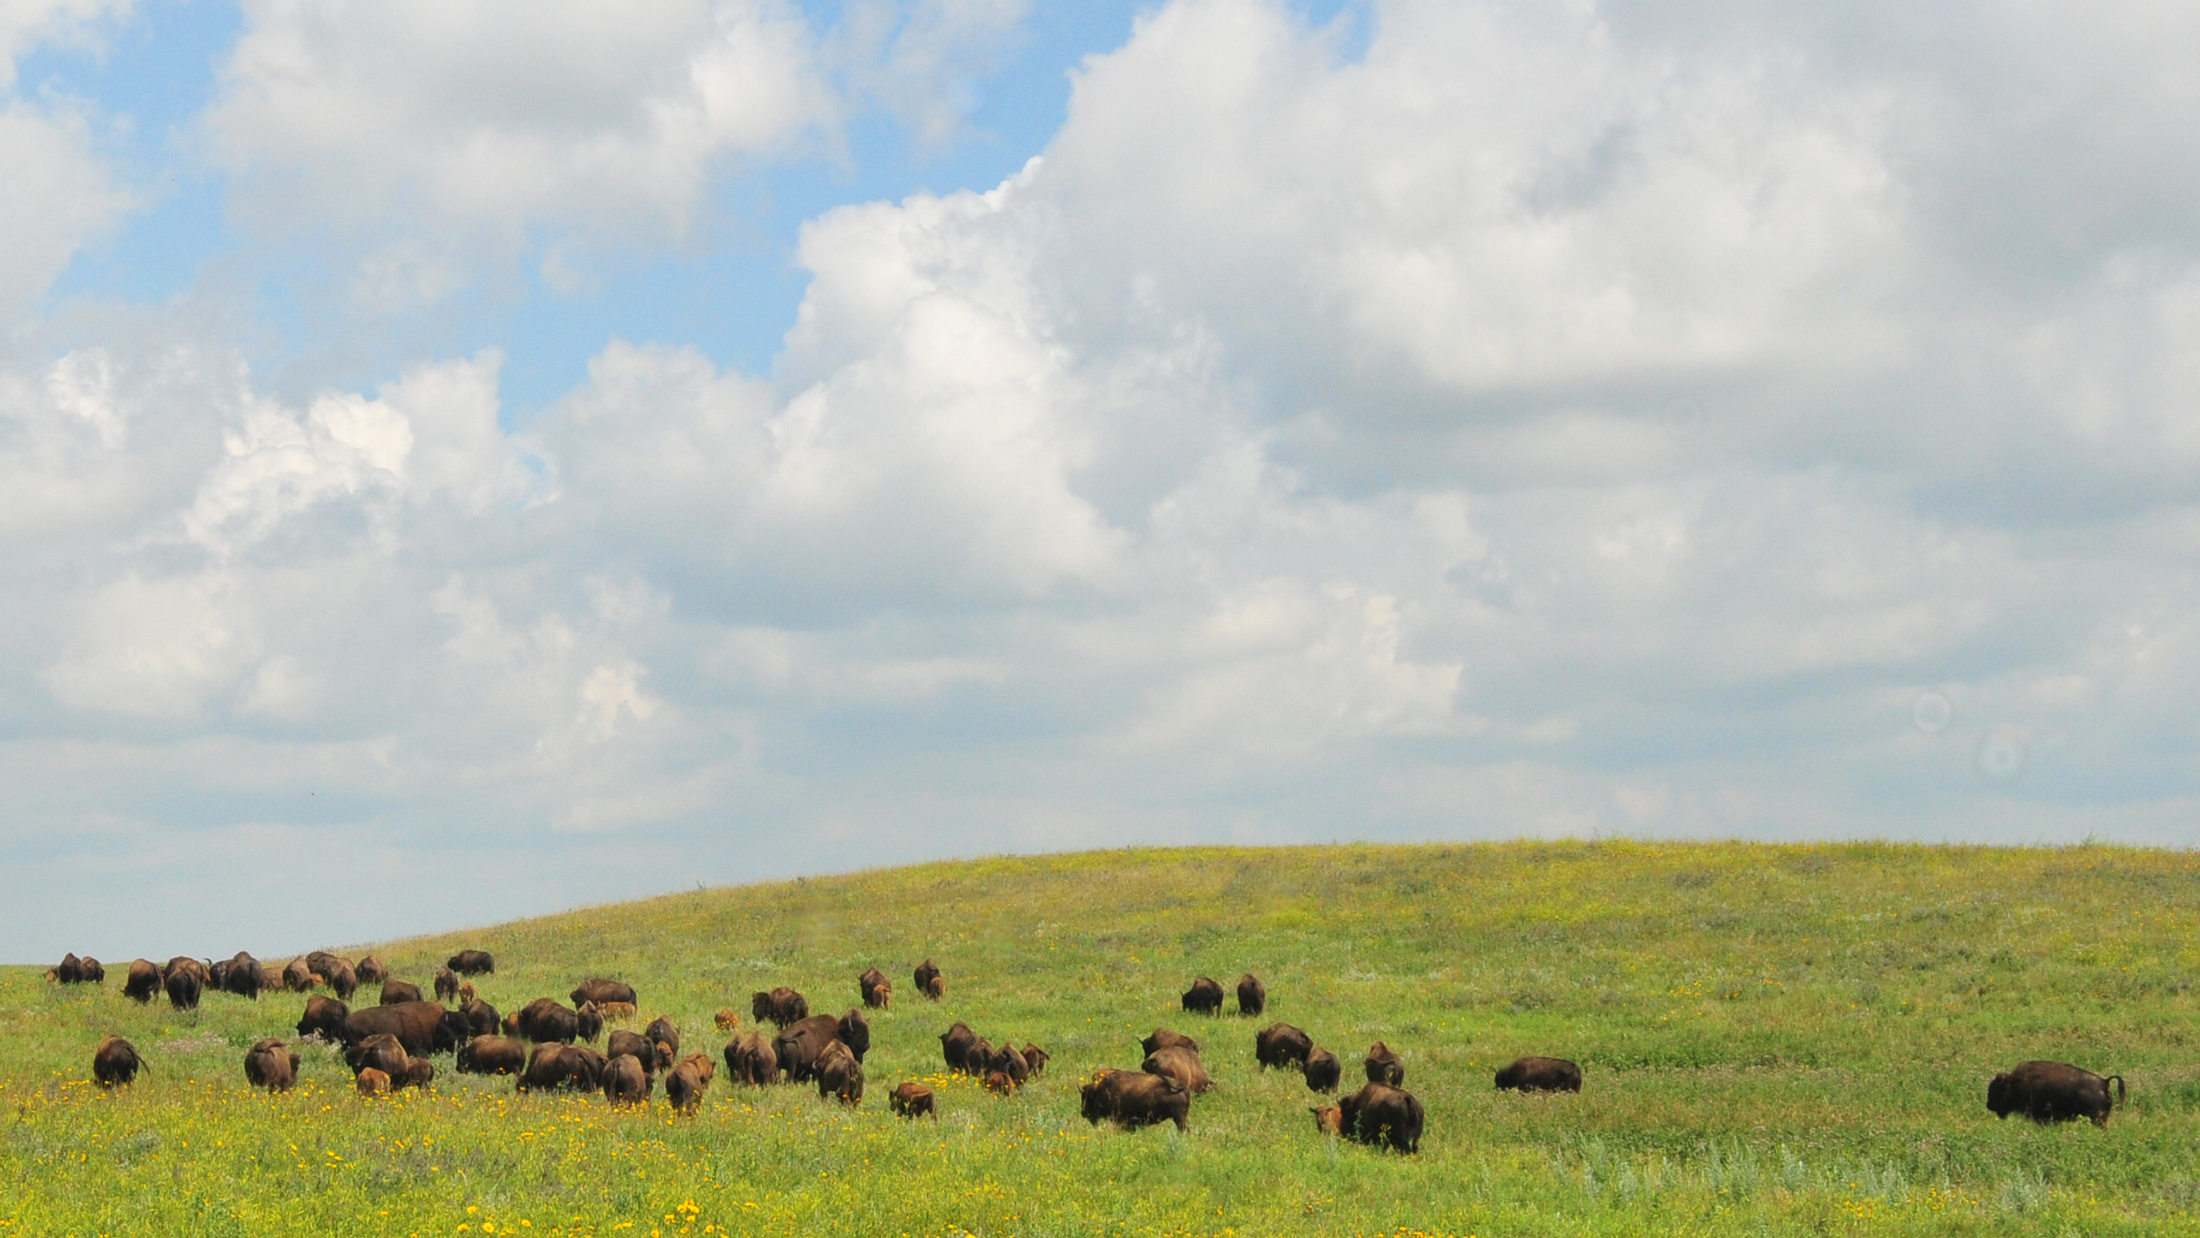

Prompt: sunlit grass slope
xmin=8 ymin=841 xmax=2200 ymax=1237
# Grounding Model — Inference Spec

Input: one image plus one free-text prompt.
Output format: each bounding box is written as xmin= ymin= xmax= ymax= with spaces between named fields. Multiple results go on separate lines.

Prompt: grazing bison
xmin=965 ymin=1037 xmax=994 ymax=1077
xmin=92 ymin=1036 xmax=143 ymax=1087
xmin=924 ymin=975 xmax=945 ymax=1000
xmin=1142 ymin=1028 xmax=1200 ymax=1057
xmin=458 ymin=1036 xmax=528 ymax=1076
xmin=751 ymin=987 xmax=809 ymax=1027
xmin=913 ymin=959 xmax=941 ymax=997
xmin=940 ymin=1022 xmax=977 ymax=1074
xmin=245 ymin=1038 xmax=301 ymax=1091
xmin=890 ymin=1081 xmax=936 ymax=1118
xmin=398 ymin=1059 xmax=436 ymax=1091
xmin=991 ymin=1042 xmax=1030 ymax=1085
xmin=356 ymin=1068 xmax=392 ymax=1096
xmin=297 ymin=995 xmax=351 ymax=1041
xmin=380 ymin=979 xmax=424 ymax=1006
xmin=609 ymin=1031 xmax=672 ymax=1076
xmin=339 ymin=1001 xmax=468 ymax=1057
xmin=594 ymin=1001 xmax=637 ymax=1024
xmin=1236 ymin=974 xmax=1266 ymax=1017
xmin=1143 ymin=1046 xmax=1214 ymax=1094
xmin=1364 ymin=1042 xmax=1404 ymax=1086
xmin=859 ymin=967 xmax=893 ymax=1009
xmin=356 ymin=956 xmax=388 ymax=986
xmin=433 ymin=968 xmax=460 ymax=1003
xmin=571 ymin=979 xmax=637 ymax=1009
xmin=1081 ymin=1069 xmax=1189 ymax=1132
xmin=983 ymin=1069 xmax=1016 ymax=1096
xmin=324 ymin=961 xmax=358 ymax=1002
xmin=1182 ymin=977 xmax=1225 ymax=1015
xmin=514 ymin=998 xmax=602 ymax=1045
xmin=346 ymin=1033 xmax=411 ymax=1079
xmin=123 ymin=959 xmax=162 ymax=1003
xmin=645 ymin=1016 xmax=680 ymax=1060
xmin=518 ymin=1044 xmax=596 ymax=1093
xmin=1022 ymin=1044 xmax=1050 ymax=1076
xmin=714 ymin=1009 xmax=740 ymax=1032
xmin=1496 ymin=1056 xmax=1582 ymax=1093
xmin=665 ymin=1054 xmax=712 ymax=1114
xmin=49 ymin=953 xmax=82 ymax=984
xmin=447 ymin=950 xmax=495 ymax=976
xmin=773 ymin=1011 xmax=868 ymax=1082
xmin=1987 ymin=1061 xmax=2126 ymax=1127
xmin=603 ymin=1054 xmax=651 ymax=1106
xmin=306 ymin=951 xmax=348 ymax=982
xmin=1310 ymin=1104 xmax=1344 ymax=1135
xmin=164 ymin=966 xmax=202 ymax=1011
xmin=460 ymin=997 xmax=500 ymax=1038
xmin=1339 ymin=1082 xmax=1424 ymax=1153
xmin=258 ymin=963 xmax=287 ymax=993
xmin=817 ymin=1041 xmax=865 ymax=1105
xmin=224 ymin=952 xmax=263 ymax=1000
xmin=1303 ymin=1047 xmax=1342 ymax=1093
xmin=727 ymin=1032 xmax=778 ymax=1087
xmin=283 ymin=958 xmax=317 ymax=992
xmin=1255 ymin=1023 xmax=1313 ymax=1071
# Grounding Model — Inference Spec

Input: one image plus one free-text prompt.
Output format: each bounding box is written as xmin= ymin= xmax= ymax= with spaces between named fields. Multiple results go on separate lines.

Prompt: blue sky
xmin=3 ymin=0 xmax=2198 ymax=960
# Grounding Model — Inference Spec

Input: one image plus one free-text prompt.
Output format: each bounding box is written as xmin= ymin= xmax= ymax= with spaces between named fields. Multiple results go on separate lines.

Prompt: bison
xmin=518 ymin=1044 xmax=600 ymax=1093
xmin=447 ymin=950 xmax=495 ymax=976
xmin=164 ymin=966 xmax=202 ymax=1011
xmin=603 ymin=1054 xmax=651 ymax=1106
xmin=1254 ymin=1023 xmax=1313 ymax=1071
xmin=751 ymin=987 xmax=808 ymax=1027
xmin=1310 ymin=1104 xmax=1344 ymax=1135
xmin=571 ymin=978 xmax=637 ymax=1009
xmin=913 ymin=959 xmax=941 ymax=998
xmin=458 ymin=1035 xmax=528 ymax=1076
xmin=433 ymin=968 xmax=460 ymax=1003
xmin=1495 ymin=1056 xmax=1582 ymax=1093
xmin=645 ymin=1016 xmax=680 ymax=1060
xmin=356 ymin=956 xmax=388 ymax=986
xmin=346 ymin=1033 xmax=411 ymax=1079
xmin=1143 ymin=1046 xmax=1214 ymax=1094
xmin=727 ymin=1031 xmax=778 ymax=1087
xmin=297 ymin=995 xmax=350 ymax=1041
xmin=48 ymin=953 xmax=82 ymax=984
xmin=1987 ymin=1060 xmax=2126 ymax=1127
xmin=983 ymin=1069 xmax=1016 ymax=1096
xmin=1022 ymin=1043 xmax=1050 ymax=1076
xmin=398 ymin=1058 xmax=436 ymax=1091
xmin=595 ymin=1001 xmax=637 ymax=1024
xmin=1182 ymin=977 xmax=1225 ymax=1015
xmin=92 ymin=1035 xmax=143 ymax=1087
xmin=665 ymin=1054 xmax=712 ymax=1114
xmin=817 ymin=1041 xmax=865 ymax=1105
xmin=460 ymin=997 xmax=501 ymax=1038
xmin=356 ymin=1067 xmax=392 ymax=1096
xmin=1364 ymin=1041 xmax=1404 ymax=1086
xmin=380 ymin=979 xmax=424 ymax=1006
xmin=324 ymin=961 xmax=358 ymax=1002
xmin=224 ymin=952 xmax=263 ymax=1000
xmin=991 ymin=1042 xmax=1030 ymax=1085
xmin=859 ymin=967 xmax=893 ymax=1009
xmin=123 ymin=960 xmax=161 ymax=1003
xmin=890 ymin=1081 xmax=936 ymax=1118
xmin=924 ymin=975 xmax=945 ymax=1000
xmin=513 ymin=998 xmax=602 ymax=1045
xmin=245 ymin=1038 xmax=301 ymax=1091
xmin=305 ymin=951 xmax=348 ymax=983
xmin=714 ymin=1009 xmax=740 ymax=1032
xmin=283 ymin=958 xmax=317 ymax=992
xmin=772 ymin=1010 xmax=868 ymax=1082
xmin=339 ymin=1001 xmax=469 ymax=1056
xmin=1303 ymin=1047 xmax=1341 ymax=1093
xmin=609 ymin=1031 xmax=672 ymax=1076
xmin=1339 ymin=1082 xmax=1423 ymax=1153
xmin=1142 ymin=1028 xmax=1200 ymax=1057
xmin=1081 ymin=1068 xmax=1189 ymax=1132
xmin=1236 ymin=974 xmax=1266 ymax=1017
xmin=940 ymin=1022 xmax=977 ymax=1074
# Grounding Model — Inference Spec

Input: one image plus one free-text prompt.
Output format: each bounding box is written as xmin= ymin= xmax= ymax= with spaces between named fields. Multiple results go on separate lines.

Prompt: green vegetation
xmin=7 ymin=841 xmax=2200 ymax=1236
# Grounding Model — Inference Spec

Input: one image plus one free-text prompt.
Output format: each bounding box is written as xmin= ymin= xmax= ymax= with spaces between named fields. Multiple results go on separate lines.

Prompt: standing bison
xmin=123 ymin=960 xmax=162 ymax=1003
xmin=224 ymin=952 xmax=263 ymax=1000
xmin=1496 ymin=1056 xmax=1582 ymax=1093
xmin=1080 ymin=1069 xmax=1190 ymax=1132
xmin=458 ymin=1036 xmax=529 ymax=1076
xmin=572 ymin=978 xmax=637 ymax=1009
xmin=1142 ymin=1046 xmax=1214 ymax=1093
xmin=380 ymin=979 xmax=424 ymax=1006
xmin=297 ymin=995 xmax=351 ymax=1041
xmin=1987 ymin=1061 xmax=2126 ymax=1126
xmin=1254 ymin=1023 xmax=1313 ymax=1071
xmin=726 ymin=1032 xmax=778 ymax=1087
xmin=1303 ymin=1047 xmax=1342 ymax=1093
xmin=890 ymin=1081 xmax=936 ymax=1118
xmin=603 ymin=1055 xmax=651 ymax=1107
xmin=1182 ymin=977 xmax=1225 ymax=1015
xmin=1364 ymin=1041 xmax=1404 ymax=1086
xmin=245 ymin=1039 xmax=301 ymax=1091
xmin=913 ymin=959 xmax=942 ymax=999
xmin=1339 ymin=1082 xmax=1424 ymax=1153
xmin=1236 ymin=974 xmax=1266 ymax=1017
xmin=447 ymin=950 xmax=496 ymax=976
xmin=859 ymin=967 xmax=893 ymax=1009
xmin=92 ymin=1036 xmax=143 ymax=1086
xmin=751 ymin=987 xmax=809 ymax=1027
xmin=940 ymin=1022 xmax=978 ymax=1074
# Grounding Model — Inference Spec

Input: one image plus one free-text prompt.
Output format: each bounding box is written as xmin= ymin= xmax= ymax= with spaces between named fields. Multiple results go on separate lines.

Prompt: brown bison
xmin=123 ymin=959 xmax=162 ymax=1003
xmin=323 ymin=961 xmax=358 ymax=1002
xmin=1987 ymin=1061 xmax=2126 ymax=1127
xmin=571 ymin=978 xmax=637 ymax=1009
xmin=1142 ymin=1028 xmax=1200 ymax=1057
xmin=1142 ymin=1046 xmax=1214 ymax=1094
xmin=913 ymin=959 xmax=941 ymax=997
xmin=609 ymin=1031 xmax=673 ymax=1076
xmin=1022 ymin=1044 xmax=1050 ymax=1076
xmin=940 ymin=1022 xmax=977 ymax=1073
xmin=398 ymin=1058 xmax=436 ymax=1091
xmin=283 ymin=958 xmax=317 ymax=992
xmin=726 ymin=1031 xmax=778 ymax=1087
xmin=1254 ymin=1023 xmax=1313 ymax=1070
xmin=447 ymin=950 xmax=495 ymax=976
xmin=1303 ymin=1047 xmax=1341 ymax=1093
xmin=1236 ymin=974 xmax=1266 ymax=1017
xmin=1495 ymin=1056 xmax=1582 ymax=1093
xmin=1364 ymin=1041 xmax=1404 ymax=1086
xmin=356 ymin=1067 xmax=392 ymax=1096
xmin=644 ymin=1016 xmax=680 ymax=1060
xmin=991 ymin=1042 xmax=1031 ymax=1085
xmin=518 ymin=1044 xmax=599 ymax=1093
xmin=224 ymin=952 xmax=263 ymax=1000
xmin=306 ymin=951 xmax=347 ymax=982
xmin=460 ymin=997 xmax=500 ymax=1038
xmin=890 ymin=1081 xmax=936 ymax=1118
xmin=665 ymin=1054 xmax=712 ymax=1114
xmin=458 ymin=1036 xmax=529 ymax=1076
xmin=339 ymin=1001 xmax=470 ymax=1057
xmin=965 ymin=1037 xmax=994 ymax=1076
xmin=433 ymin=968 xmax=460 ymax=1003
xmin=380 ymin=979 xmax=424 ymax=1006
xmin=714 ymin=1009 xmax=740 ymax=1032
xmin=297 ymin=995 xmax=350 ymax=1041
xmin=751 ymin=987 xmax=808 ymax=1027
xmin=859 ymin=967 xmax=893 ymax=1009
xmin=356 ymin=956 xmax=389 ymax=985
xmin=924 ymin=975 xmax=945 ymax=1000
xmin=983 ymin=1069 xmax=1016 ymax=1096
xmin=346 ymin=1033 xmax=411 ymax=1078
xmin=1182 ymin=977 xmax=1225 ymax=1015
xmin=48 ymin=952 xmax=82 ymax=983
xmin=513 ymin=998 xmax=603 ymax=1045
xmin=1080 ymin=1068 xmax=1189 ymax=1132
xmin=1339 ymin=1082 xmax=1424 ymax=1153
xmin=603 ymin=1054 xmax=651 ymax=1106
xmin=245 ymin=1038 xmax=301 ymax=1091
xmin=258 ymin=963 xmax=287 ymax=993
xmin=773 ymin=1010 xmax=870 ymax=1082
xmin=92 ymin=1035 xmax=143 ymax=1086
xmin=1310 ymin=1104 xmax=1344 ymax=1135
xmin=164 ymin=965 xmax=202 ymax=1011
xmin=817 ymin=1041 xmax=865 ymax=1105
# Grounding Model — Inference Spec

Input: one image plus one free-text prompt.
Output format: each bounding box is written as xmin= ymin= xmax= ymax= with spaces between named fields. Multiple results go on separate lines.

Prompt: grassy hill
xmin=6 ymin=841 xmax=2200 ymax=1236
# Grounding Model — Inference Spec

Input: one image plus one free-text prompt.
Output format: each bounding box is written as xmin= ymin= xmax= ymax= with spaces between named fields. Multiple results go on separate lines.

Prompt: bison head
xmin=1986 ymin=1073 xmax=2013 ymax=1118
xmin=435 ymin=1010 xmax=473 ymax=1054
xmin=838 ymin=1010 xmax=871 ymax=1061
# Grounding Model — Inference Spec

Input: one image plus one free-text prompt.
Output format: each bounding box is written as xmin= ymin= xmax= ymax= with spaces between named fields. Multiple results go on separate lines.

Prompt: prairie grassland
xmin=6 ymin=841 xmax=2200 ymax=1237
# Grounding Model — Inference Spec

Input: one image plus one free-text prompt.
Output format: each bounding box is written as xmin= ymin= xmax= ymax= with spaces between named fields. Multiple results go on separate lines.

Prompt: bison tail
xmin=2107 ymin=1074 xmax=2127 ymax=1104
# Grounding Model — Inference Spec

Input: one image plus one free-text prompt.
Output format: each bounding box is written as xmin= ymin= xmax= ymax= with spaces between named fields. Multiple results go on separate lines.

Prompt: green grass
xmin=8 ymin=840 xmax=2200 ymax=1237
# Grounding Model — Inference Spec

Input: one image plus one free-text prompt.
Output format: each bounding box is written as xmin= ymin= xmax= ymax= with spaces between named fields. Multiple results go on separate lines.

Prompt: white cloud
xmin=0 ymin=104 xmax=130 ymax=313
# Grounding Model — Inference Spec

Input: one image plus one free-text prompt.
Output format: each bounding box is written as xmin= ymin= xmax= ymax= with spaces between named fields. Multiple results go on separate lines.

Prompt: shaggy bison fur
xmin=1987 ymin=1060 xmax=2125 ymax=1127
xmin=1254 ymin=1023 xmax=1313 ymax=1071
xmin=1182 ymin=977 xmax=1225 ymax=1015
xmin=1495 ymin=1056 xmax=1582 ymax=1093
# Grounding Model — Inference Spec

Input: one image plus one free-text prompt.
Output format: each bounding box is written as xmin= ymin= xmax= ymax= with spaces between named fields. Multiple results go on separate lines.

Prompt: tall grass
xmin=6 ymin=841 xmax=2200 ymax=1236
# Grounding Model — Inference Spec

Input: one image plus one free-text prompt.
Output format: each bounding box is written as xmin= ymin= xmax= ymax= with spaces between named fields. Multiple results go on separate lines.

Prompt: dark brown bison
xmin=665 ymin=1054 xmax=712 ymax=1114
xmin=1142 ymin=1028 xmax=1199 ymax=1057
xmin=245 ymin=1038 xmax=301 ymax=1091
xmin=924 ymin=975 xmax=945 ymax=1000
xmin=1081 ymin=1068 xmax=1189 ymax=1132
xmin=1310 ymin=1104 xmax=1344 ymax=1135
xmin=1182 ymin=977 xmax=1225 ymax=1015
xmin=773 ymin=1010 xmax=869 ymax=1082
xmin=1022 ymin=1043 xmax=1050 ymax=1076
xmin=1339 ymin=1082 xmax=1424 ymax=1153
xmin=644 ymin=1016 xmax=680 ymax=1060
xmin=433 ymin=968 xmax=460 ymax=1003
xmin=447 ymin=950 xmax=495 ymax=976
xmin=346 ymin=1033 xmax=411 ymax=1078
xmin=571 ymin=978 xmax=637 ymax=1009
xmin=1496 ymin=1056 xmax=1582 ymax=1093
xmin=751 ymin=987 xmax=809 ymax=1027
xmin=859 ymin=967 xmax=893 ymax=1009
xmin=964 ymin=1037 xmax=994 ymax=1076
xmin=92 ymin=1035 xmax=143 ymax=1086
xmin=297 ymin=995 xmax=350 ymax=1041
xmin=913 ymin=959 xmax=941 ymax=997
xmin=1987 ymin=1061 xmax=2126 ymax=1127
xmin=1236 ymin=974 xmax=1266 ymax=1017
xmin=563 ymin=1047 xmax=608 ymax=1091
xmin=817 ymin=1041 xmax=865 ymax=1105
xmin=1143 ymin=1046 xmax=1214 ymax=1093
xmin=283 ymin=958 xmax=317 ymax=992
xmin=1254 ymin=1023 xmax=1313 ymax=1070
xmin=603 ymin=1054 xmax=651 ymax=1106
xmin=514 ymin=998 xmax=602 ymax=1045
xmin=123 ymin=959 xmax=162 ymax=1003
xmin=380 ymin=979 xmax=424 ymax=1006
xmin=164 ymin=966 xmax=202 ymax=1011
xmin=324 ymin=961 xmax=358 ymax=1002
xmin=518 ymin=1044 xmax=588 ymax=1093
xmin=258 ymin=963 xmax=287 ymax=993
xmin=460 ymin=997 xmax=500 ymax=1038
xmin=890 ymin=1081 xmax=936 ymax=1118
xmin=458 ymin=1036 xmax=528 ymax=1076
xmin=727 ymin=1031 xmax=778 ymax=1087
xmin=399 ymin=1059 xmax=436 ymax=1091
xmin=49 ymin=952 xmax=82 ymax=983
xmin=1364 ymin=1041 xmax=1404 ymax=1086
xmin=1303 ymin=1047 xmax=1341 ymax=1093
xmin=224 ymin=952 xmax=263 ymax=1000
xmin=991 ymin=1042 xmax=1030 ymax=1085
xmin=339 ymin=1001 xmax=470 ymax=1056
xmin=609 ymin=1031 xmax=673 ymax=1076
xmin=940 ymin=1022 xmax=977 ymax=1073
xmin=306 ymin=951 xmax=348 ymax=982
xmin=983 ymin=1069 xmax=1016 ymax=1096
xmin=356 ymin=956 xmax=389 ymax=986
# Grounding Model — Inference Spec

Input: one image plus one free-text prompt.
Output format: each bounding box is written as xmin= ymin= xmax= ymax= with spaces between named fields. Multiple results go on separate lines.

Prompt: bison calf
xmin=356 ymin=1068 xmax=392 ymax=1096
xmin=890 ymin=1081 xmax=936 ymax=1118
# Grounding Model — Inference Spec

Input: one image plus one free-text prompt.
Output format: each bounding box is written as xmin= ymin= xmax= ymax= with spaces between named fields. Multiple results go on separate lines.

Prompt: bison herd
xmin=49 ymin=946 xmax=2133 ymax=1150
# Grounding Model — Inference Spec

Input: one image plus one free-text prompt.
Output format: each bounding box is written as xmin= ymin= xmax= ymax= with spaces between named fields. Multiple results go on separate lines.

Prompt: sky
xmin=4 ymin=0 xmax=2199 ymax=961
